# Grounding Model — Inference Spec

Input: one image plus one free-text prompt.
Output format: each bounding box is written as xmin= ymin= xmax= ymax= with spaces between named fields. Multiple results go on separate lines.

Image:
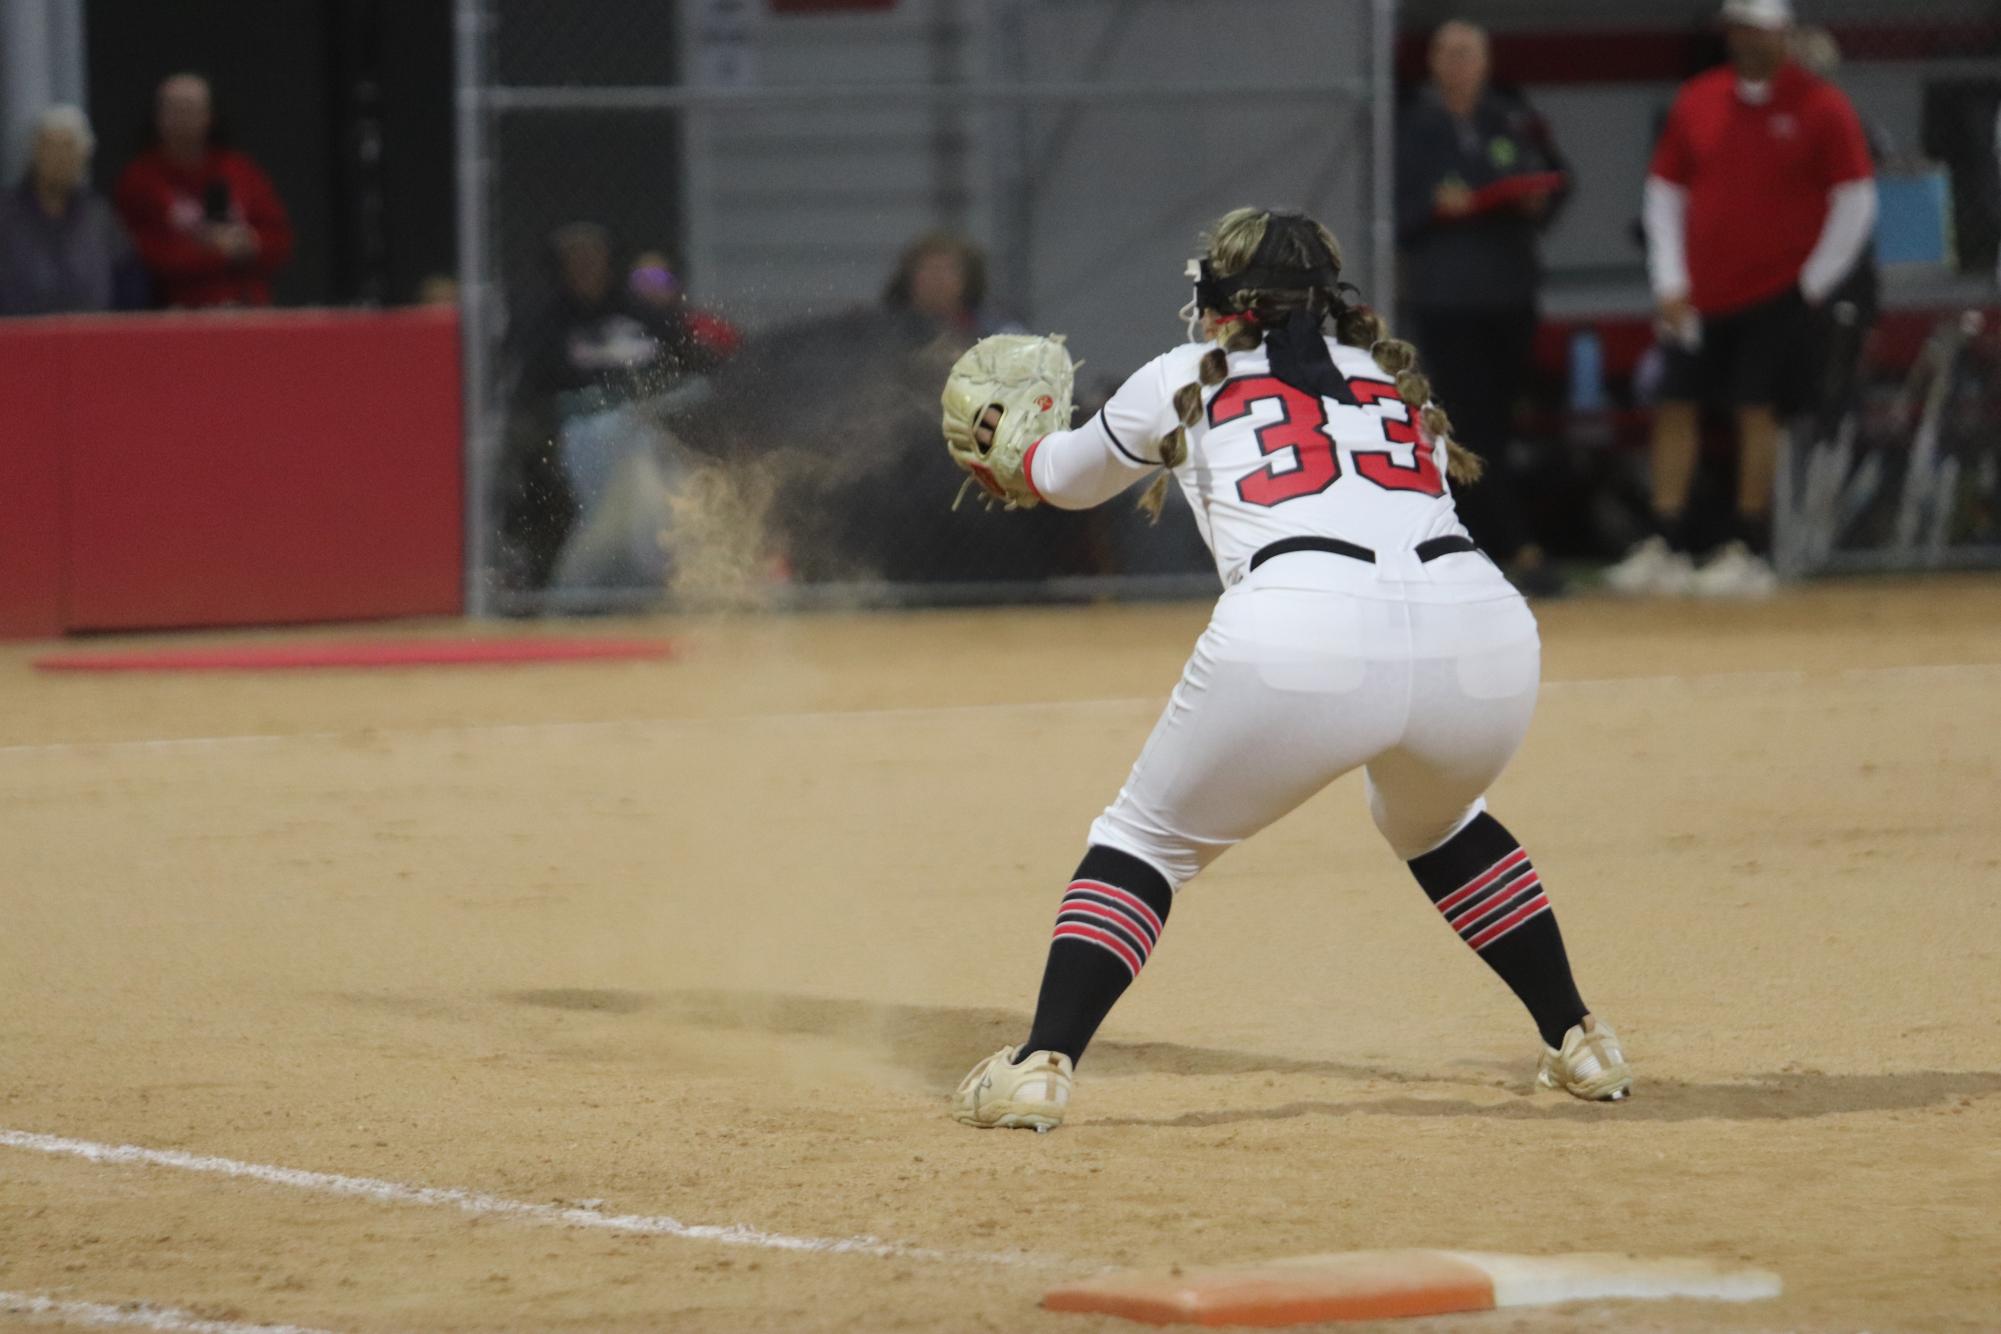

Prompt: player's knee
xmin=1086 ymin=809 xmax=1215 ymax=892
xmin=1369 ymin=787 xmax=1484 ymax=863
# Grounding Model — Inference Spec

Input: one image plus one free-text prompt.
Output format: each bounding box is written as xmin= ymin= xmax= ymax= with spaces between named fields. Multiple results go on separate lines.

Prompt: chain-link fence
xmin=456 ymin=0 xmax=2001 ymax=611
xmin=455 ymin=0 xmax=1396 ymax=614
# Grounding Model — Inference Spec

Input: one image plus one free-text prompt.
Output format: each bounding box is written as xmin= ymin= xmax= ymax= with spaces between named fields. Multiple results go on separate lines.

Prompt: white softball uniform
xmin=1026 ymin=336 xmax=1540 ymax=886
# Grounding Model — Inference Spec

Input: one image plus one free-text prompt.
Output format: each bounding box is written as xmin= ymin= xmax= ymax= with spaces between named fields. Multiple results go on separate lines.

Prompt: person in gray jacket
xmin=0 ymin=105 xmax=137 ymax=317
xmin=1397 ymin=21 xmax=1570 ymax=594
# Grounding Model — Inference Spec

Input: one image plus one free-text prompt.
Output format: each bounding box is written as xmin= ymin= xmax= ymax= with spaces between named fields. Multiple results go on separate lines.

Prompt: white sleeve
xmin=1643 ymin=175 xmax=1691 ymax=303
xmin=1026 ymin=353 xmax=1185 ymax=511
xmin=1800 ymin=178 xmax=1880 ymax=304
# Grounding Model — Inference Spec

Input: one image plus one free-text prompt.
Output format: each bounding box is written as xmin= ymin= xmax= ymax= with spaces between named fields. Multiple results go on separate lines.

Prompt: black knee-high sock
xmin=1017 ymin=845 xmax=1174 ymax=1066
xmin=1733 ymin=509 xmax=1773 ymax=556
xmin=1651 ymin=507 xmax=1692 ymax=553
xmin=1408 ymin=813 xmax=1588 ymax=1048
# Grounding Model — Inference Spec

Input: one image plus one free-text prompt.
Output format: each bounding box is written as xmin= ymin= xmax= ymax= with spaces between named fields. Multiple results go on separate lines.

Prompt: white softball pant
xmin=1088 ymin=564 xmax=1540 ymax=888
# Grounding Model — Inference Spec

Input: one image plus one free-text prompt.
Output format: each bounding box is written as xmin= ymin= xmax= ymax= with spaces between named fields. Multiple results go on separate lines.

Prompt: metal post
xmin=991 ymin=0 xmax=1034 ymax=324
xmin=677 ymin=1 xmax=720 ymax=314
xmin=454 ymin=0 xmax=494 ymax=616
xmin=1370 ymin=0 xmax=1398 ymax=331
xmin=928 ymin=0 xmax=970 ymax=233
xmin=0 ymin=0 xmax=88 ymax=182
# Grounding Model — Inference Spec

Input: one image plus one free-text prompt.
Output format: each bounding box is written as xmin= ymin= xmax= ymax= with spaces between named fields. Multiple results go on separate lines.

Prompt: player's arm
xmin=1023 ymin=411 xmax=1161 ymax=511
xmin=1642 ymin=178 xmax=1691 ymax=301
xmin=1024 ymin=354 xmax=1186 ymax=511
xmin=1799 ymin=93 xmax=1879 ymax=306
xmin=1643 ymin=93 xmax=1696 ymax=326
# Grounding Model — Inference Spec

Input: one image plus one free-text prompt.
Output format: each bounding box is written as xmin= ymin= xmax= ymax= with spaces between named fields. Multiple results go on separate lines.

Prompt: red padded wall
xmin=0 ymin=308 xmax=462 ymax=637
xmin=0 ymin=325 xmax=73 ymax=638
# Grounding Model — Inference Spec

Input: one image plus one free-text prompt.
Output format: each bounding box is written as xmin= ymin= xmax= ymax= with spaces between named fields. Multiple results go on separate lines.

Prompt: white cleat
xmin=1603 ymin=535 xmax=1694 ymax=597
xmin=1537 ymin=1016 xmax=1633 ymax=1102
xmin=1690 ymin=541 xmax=1779 ymax=599
xmin=952 ymin=1046 xmax=1072 ymax=1132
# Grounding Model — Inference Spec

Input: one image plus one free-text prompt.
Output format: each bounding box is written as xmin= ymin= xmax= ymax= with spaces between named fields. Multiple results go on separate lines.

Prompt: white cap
xmin=1721 ymin=0 xmax=1795 ymax=30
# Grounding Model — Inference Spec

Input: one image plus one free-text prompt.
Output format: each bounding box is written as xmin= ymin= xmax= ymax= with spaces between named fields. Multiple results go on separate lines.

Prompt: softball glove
xmin=940 ymin=333 xmax=1076 ymax=509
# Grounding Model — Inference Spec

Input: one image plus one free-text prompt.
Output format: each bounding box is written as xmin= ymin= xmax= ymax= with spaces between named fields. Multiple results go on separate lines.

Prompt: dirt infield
xmin=4 ymin=578 xmax=2000 ymax=1333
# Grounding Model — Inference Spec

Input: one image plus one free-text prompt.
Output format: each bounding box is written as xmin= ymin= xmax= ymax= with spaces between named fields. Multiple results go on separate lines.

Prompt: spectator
xmin=1397 ymin=20 xmax=1570 ymax=596
xmin=1610 ymin=0 xmax=1877 ymax=597
xmin=115 ymin=73 xmax=293 ymax=307
xmin=498 ymin=222 xmax=726 ymax=593
xmin=882 ymin=230 xmax=1017 ymax=337
xmin=0 ymin=106 xmax=137 ymax=317
xmin=660 ymin=231 xmax=1075 ymax=587
xmin=628 ymin=250 xmax=742 ymax=362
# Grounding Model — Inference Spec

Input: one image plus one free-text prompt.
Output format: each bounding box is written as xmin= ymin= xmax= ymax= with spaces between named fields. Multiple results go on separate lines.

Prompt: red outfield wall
xmin=0 ymin=308 xmax=462 ymax=639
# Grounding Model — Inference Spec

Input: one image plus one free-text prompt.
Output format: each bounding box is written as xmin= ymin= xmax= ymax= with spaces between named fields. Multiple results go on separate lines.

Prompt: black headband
xmin=1190 ymin=214 xmax=1360 ymax=403
xmin=1188 ymin=213 xmax=1344 ymax=315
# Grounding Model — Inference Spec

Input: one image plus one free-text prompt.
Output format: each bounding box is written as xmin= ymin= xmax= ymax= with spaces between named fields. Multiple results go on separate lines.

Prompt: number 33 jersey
xmin=1026 ymin=338 xmax=1478 ymax=591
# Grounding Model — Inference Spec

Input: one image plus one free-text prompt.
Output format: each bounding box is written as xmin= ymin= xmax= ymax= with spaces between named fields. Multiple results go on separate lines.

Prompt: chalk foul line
xmin=0 ymin=1128 xmax=1068 ymax=1271
xmin=3 ymin=659 xmax=1998 ymax=760
xmin=0 ymin=1291 xmax=335 ymax=1334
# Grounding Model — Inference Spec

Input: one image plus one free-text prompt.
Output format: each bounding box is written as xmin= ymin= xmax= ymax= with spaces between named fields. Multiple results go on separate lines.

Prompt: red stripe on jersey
xmin=1052 ymin=922 xmax=1143 ymax=977
xmin=1057 ymin=903 xmax=1154 ymax=959
xmin=1466 ymin=895 xmax=1552 ymax=952
xmin=1069 ymin=880 xmax=1164 ymax=937
xmin=1435 ymin=849 xmax=1531 ymax=916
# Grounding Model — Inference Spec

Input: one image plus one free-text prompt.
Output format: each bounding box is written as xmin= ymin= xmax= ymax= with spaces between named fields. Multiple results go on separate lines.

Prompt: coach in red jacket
xmin=115 ymin=73 xmax=293 ymax=308
xmin=1609 ymin=0 xmax=1876 ymax=598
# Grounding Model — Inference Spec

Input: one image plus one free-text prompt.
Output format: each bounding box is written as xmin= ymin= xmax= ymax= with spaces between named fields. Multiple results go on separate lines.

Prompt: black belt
xmin=1248 ymin=534 xmax=1479 ymax=574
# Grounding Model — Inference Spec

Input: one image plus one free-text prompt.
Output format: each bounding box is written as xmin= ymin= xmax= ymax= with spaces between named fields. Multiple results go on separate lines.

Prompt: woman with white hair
xmin=0 ymin=104 xmax=135 ymax=316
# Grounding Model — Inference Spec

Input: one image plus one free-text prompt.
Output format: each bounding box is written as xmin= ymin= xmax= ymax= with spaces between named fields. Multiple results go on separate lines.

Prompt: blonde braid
xmin=1138 ymin=349 xmax=1233 ymax=522
xmin=1140 ymin=205 xmax=1482 ymax=524
xmin=1335 ymin=305 xmax=1483 ymax=485
xmin=1134 ymin=212 xmax=1275 ymax=521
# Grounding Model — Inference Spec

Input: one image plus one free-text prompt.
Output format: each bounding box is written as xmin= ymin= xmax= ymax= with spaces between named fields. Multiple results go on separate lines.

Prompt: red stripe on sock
xmin=1069 ymin=879 xmax=1164 ymax=937
xmin=1466 ymin=895 xmax=1551 ymax=951
xmin=1435 ymin=849 xmax=1531 ymax=916
xmin=1061 ymin=890 xmax=1157 ymax=947
xmin=1448 ymin=872 xmax=1542 ymax=933
xmin=1056 ymin=903 xmax=1154 ymax=959
xmin=1052 ymin=922 xmax=1143 ymax=977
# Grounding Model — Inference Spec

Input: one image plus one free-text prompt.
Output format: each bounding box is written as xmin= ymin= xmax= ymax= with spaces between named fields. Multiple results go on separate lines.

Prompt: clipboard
xmin=1463 ymin=171 xmax=1568 ymax=215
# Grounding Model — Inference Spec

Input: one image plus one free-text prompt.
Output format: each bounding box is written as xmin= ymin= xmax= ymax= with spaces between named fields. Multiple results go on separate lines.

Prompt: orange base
xmin=1044 ymin=1251 xmax=1497 ymax=1326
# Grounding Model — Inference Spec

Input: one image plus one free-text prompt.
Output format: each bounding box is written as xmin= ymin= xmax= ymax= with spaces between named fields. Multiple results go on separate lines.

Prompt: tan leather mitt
xmin=940 ymin=333 xmax=1076 ymax=509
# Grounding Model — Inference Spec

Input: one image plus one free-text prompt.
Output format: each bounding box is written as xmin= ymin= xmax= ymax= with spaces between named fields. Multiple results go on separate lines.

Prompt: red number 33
xmin=1210 ymin=375 xmax=1444 ymax=507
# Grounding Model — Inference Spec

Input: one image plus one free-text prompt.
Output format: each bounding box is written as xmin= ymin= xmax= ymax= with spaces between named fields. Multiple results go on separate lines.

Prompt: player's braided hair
xmin=1139 ymin=208 xmax=1481 ymax=521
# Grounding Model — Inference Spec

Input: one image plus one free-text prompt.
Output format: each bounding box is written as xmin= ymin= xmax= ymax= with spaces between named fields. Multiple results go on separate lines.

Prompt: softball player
xmin=943 ymin=208 xmax=1629 ymax=1131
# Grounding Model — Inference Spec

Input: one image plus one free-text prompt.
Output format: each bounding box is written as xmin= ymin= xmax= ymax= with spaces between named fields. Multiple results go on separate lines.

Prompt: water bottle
xmin=1568 ymin=328 xmax=1607 ymax=416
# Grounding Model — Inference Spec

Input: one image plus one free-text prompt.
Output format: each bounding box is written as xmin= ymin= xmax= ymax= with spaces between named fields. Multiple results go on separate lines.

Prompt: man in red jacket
xmin=115 ymin=73 xmax=293 ymax=308
xmin=1609 ymin=0 xmax=1876 ymax=598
